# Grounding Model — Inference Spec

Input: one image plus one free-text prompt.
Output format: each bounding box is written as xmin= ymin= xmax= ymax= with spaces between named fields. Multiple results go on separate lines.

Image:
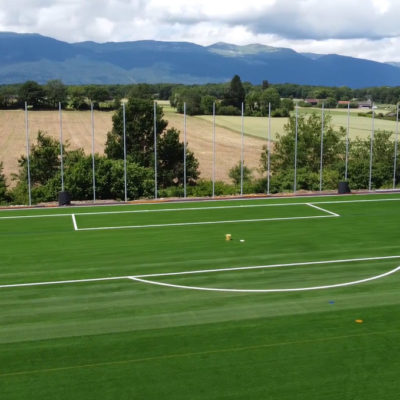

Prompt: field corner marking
xmin=306 ymin=202 xmax=340 ymax=217
xmin=72 ymin=214 xmax=78 ymax=231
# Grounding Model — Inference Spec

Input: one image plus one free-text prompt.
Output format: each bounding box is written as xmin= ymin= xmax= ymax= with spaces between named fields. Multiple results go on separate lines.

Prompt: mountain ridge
xmin=0 ymin=32 xmax=400 ymax=88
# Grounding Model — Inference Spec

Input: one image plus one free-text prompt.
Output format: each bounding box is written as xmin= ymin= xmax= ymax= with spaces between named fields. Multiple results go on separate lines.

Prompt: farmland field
xmin=197 ymin=107 xmax=399 ymax=141
xmin=0 ymin=105 xmax=398 ymax=187
xmin=1 ymin=192 xmax=400 ymax=399
xmin=0 ymin=109 xmax=266 ymax=185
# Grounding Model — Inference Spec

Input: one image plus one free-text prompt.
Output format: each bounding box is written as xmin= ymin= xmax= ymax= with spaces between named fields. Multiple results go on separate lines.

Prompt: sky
xmin=1 ymin=0 xmax=400 ymax=62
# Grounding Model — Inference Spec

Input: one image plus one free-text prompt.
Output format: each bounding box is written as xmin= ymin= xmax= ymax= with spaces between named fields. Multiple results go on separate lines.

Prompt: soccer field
xmin=1 ymin=193 xmax=400 ymax=399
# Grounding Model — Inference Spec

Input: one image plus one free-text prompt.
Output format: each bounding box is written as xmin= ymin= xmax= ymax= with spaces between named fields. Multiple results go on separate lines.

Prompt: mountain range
xmin=1 ymin=32 xmax=400 ymax=88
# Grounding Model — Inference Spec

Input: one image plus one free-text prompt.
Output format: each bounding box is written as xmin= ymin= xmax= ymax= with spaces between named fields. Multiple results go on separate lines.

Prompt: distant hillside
xmin=1 ymin=32 xmax=400 ymax=88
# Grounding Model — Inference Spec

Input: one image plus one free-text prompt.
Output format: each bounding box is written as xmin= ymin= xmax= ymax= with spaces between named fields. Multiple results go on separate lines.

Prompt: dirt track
xmin=0 ymin=109 xmax=267 ymax=185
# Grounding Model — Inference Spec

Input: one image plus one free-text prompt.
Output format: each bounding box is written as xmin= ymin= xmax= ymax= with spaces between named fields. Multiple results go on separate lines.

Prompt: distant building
xmin=357 ymin=100 xmax=373 ymax=109
xmin=304 ymin=98 xmax=319 ymax=106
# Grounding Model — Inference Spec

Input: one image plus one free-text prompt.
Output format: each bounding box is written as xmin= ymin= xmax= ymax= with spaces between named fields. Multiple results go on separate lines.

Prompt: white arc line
xmin=129 ymin=266 xmax=400 ymax=293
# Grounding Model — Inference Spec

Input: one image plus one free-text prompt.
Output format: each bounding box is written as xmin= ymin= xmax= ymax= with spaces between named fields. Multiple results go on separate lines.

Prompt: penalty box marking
xmin=0 ymin=195 xmax=398 ymax=220
xmin=1 ymin=255 xmax=400 ymax=292
xmin=72 ymin=203 xmax=339 ymax=231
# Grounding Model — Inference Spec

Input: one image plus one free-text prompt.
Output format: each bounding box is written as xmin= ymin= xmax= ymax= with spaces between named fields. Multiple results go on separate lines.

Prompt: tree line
xmin=1 ymin=77 xmax=400 ymax=112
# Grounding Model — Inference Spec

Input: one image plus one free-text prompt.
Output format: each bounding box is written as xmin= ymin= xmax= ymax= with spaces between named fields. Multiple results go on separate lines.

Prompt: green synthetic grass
xmin=1 ymin=193 xmax=400 ymax=399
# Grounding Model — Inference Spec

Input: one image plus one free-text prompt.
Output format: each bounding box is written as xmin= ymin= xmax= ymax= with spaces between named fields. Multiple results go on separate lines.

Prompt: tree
xmin=105 ymin=98 xmax=168 ymax=167
xmin=16 ymin=131 xmax=61 ymax=186
xmin=85 ymin=85 xmax=110 ymax=107
xmin=347 ymin=131 xmax=397 ymax=189
xmin=260 ymin=113 xmax=345 ymax=192
xmin=176 ymin=88 xmax=202 ymax=115
xmin=105 ymin=98 xmax=199 ymax=188
xmin=0 ymin=86 xmax=17 ymax=108
xmin=245 ymin=89 xmax=262 ymax=115
xmin=200 ymin=95 xmax=216 ymax=115
xmin=68 ymin=86 xmax=88 ymax=110
xmin=0 ymin=162 xmax=8 ymax=203
xmin=18 ymin=81 xmax=45 ymax=108
xmin=223 ymin=75 xmax=245 ymax=110
xmin=157 ymin=128 xmax=199 ymax=187
xmin=229 ymin=161 xmax=253 ymax=185
xmin=45 ymin=80 xmax=67 ymax=108
xmin=11 ymin=131 xmax=63 ymax=203
xmin=260 ymin=88 xmax=281 ymax=114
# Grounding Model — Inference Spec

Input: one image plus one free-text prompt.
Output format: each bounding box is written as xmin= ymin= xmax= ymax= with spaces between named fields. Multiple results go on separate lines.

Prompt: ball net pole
xmin=59 ymin=102 xmax=64 ymax=192
xmin=91 ymin=102 xmax=96 ymax=203
xmin=24 ymin=101 xmax=32 ymax=206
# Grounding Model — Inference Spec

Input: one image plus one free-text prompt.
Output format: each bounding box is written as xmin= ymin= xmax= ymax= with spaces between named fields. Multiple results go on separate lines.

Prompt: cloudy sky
xmin=1 ymin=0 xmax=400 ymax=62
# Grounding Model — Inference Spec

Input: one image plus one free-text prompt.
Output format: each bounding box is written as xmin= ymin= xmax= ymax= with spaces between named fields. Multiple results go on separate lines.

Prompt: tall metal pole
xmin=319 ymin=103 xmax=325 ymax=192
xmin=91 ymin=102 xmax=96 ymax=202
xmin=294 ymin=104 xmax=299 ymax=193
xmin=183 ymin=102 xmax=187 ymax=198
xmin=345 ymin=102 xmax=350 ymax=181
xmin=240 ymin=102 xmax=244 ymax=196
xmin=212 ymin=102 xmax=216 ymax=198
xmin=267 ymin=102 xmax=271 ymax=195
xmin=393 ymin=103 xmax=399 ymax=189
xmin=123 ymin=102 xmax=127 ymax=202
xmin=154 ymin=101 xmax=158 ymax=199
xmin=59 ymin=102 xmax=64 ymax=192
xmin=368 ymin=105 xmax=375 ymax=191
xmin=24 ymin=102 xmax=32 ymax=206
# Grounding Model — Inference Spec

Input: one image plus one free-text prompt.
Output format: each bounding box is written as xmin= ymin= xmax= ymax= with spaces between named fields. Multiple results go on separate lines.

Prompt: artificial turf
xmin=0 ymin=193 xmax=400 ymax=399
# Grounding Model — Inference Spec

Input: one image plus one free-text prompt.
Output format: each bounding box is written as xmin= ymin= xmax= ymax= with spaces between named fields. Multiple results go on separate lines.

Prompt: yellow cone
xmin=225 ymin=234 xmax=232 ymax=241
xmin=355 ymin=319 xmax=363 ymax=324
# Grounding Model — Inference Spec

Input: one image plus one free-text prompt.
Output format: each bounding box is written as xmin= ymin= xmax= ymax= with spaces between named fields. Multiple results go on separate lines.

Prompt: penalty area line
xmin=75 ymin=214 xmax=336 ymax=231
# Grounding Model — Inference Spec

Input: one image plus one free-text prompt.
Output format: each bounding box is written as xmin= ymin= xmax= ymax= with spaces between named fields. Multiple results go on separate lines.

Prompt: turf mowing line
xmin=2 ymin=255 xmax=400 ymax=290
xmin=1 ymin=329 xmax=398 ymax=378
xmin=129 ymin=266 xmax=400 ymax=293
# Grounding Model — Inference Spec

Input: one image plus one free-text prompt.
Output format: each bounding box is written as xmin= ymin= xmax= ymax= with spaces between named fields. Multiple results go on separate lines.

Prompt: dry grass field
xmin=0 ymin=109 xmax=267 ymax=186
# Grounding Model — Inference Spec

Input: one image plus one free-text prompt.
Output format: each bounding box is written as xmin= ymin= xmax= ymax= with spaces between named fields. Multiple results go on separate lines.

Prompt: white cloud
xmin=0 ymin=0 xmax=400 ymax=61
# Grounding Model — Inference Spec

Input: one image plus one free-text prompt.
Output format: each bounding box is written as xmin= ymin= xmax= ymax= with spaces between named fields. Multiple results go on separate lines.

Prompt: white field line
xmin=133 ymin=255 xmax=400 ymax=278
xmin=0 ymin=276 xmax=128 ymax=289
xmin=70 ymin=202 xmax=311 ymax=216
xmin=75 ymin=214 xmax=335 ymax=231
xmin=71 ymin=214 xmax=78 ymax=231
xmin=129 ymin=266 xmax=400 ymax=293
xmin=2 ymin=254 xmax=400 ymax=290
xmin=306 ymin=203 xmax=340 ymax=217
xmin=0 ymin=197 xmax=399 ymax=221
xmin=0 ymin=213 xmax=71 ymax=220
